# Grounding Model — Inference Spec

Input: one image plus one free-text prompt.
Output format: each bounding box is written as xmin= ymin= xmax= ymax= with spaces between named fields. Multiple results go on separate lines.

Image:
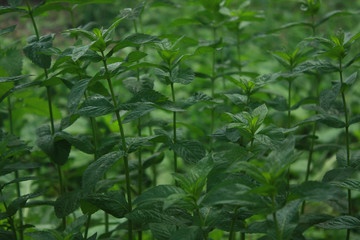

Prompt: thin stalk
xmin=240 ymin=233 xmax=245 ymax=240
xmin=105 ymin=212 xmax=109 ymax=233
xmin=84 ymin=214 xmax=91 ymax=239
xmin=170 ymin=82 xmax=178 ymax=173
xmin=236 ymin=28 xmax=241 ymax=73
xmin=311 ymin=14 xmax=316 ymax=36
xmin=100 ymin=51 xmax=133 ymax=239
xmin=14 ymin=171 xmax=23 ymax=240
xmin=301 ymin=122 xmax=317 ymax=214
xmin=0 ymin=189 xmax=17 ymax=240
xmin=287 ymin=80 xmax=292 ymax=129
xmin=8 ymin=97 xmax=23 ymax=240
xmin=229 ymin=208 xmax=238 ymax=240
xmin=271 ymin=195 xmax=280 ymax=240
xmin=194 ymin=202 xmax=207 ymax=240
xmin=339 ymin=59 xmax=352 ymax=240
xmin=149 ymin=126 xmax=157 ymax=187
xmin=250 ymin=137 xmax=254 ymax=152
xmin=25 ymin=0 xmax=66 ymax=229
xmin=210 ymin=27 xmax=217 ymax=137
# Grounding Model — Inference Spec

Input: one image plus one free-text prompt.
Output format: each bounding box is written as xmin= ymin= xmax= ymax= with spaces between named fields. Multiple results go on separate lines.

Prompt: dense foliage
xmin=1 ymin=0 xmax=360 ymax=239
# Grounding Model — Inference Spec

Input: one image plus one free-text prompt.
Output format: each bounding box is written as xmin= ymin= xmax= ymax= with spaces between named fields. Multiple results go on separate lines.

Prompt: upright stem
xmin=301 ymin=122 xmax=317 ymax=214
xmin=271 ymin=195 xmax=280 ymax=240
xmin=149 ymin=126 xmax=157 ymax=186
xmin=210 ymin=27 xmax=217 ymax=149
xmin=287 ymin=80 xmax=292 ymax=129
xmin=0 ymin=189 xmax=17 ymax=239
xmin=236 ymin=28 xmax=241 ymax=73
xmin=229 ymin=207 xmax=238 ymax=240
xmin=194 ymin=201 xmax=207 ymax=240
xmin=101 ymin=51 xmax=133 ymax=239
xmin=8 ymin=97 xmax=23 ymax=240
xmin=84 ymin=214 xmax=91 ymax=239
xmin=25 ymin=0 xmax=65 ymax=229
xmin=25 ymin=0 xmax=40 ymax=39
xmin=170 ymin=82 xmax=178 ymax=173
xmin=339 ymin=59 xmax=352 ymax=240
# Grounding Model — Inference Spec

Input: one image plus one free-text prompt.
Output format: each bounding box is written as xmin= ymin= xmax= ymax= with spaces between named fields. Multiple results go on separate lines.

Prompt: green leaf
xmin=70 ymin=44 xmax=91 ymax=62
xmin=336 ymin=149 xmax=360 ymax=168
xmin=62 ymin=28 xmax=96 ymax=41
xmin=8 ymin=0 xmax=22 ymax=7
xmin=349 ymin=115 xmax=360 ymax=126
xmin=170 ymin=67 xmax=194 ymax=85
xmin=0 ymin=48 xmax=22 ymax=76
xmin=296 ymin=114 xmax=346 ymax=128
xmin=55 ymin=131 xmax=94 ymax=154
xmin=268 ymin=200 xmax=301 ymax=240
xmin=319 ymin=83 xmax=341 ymax=111
xmin=26 ymin=231 xmax=57 ymax=240
xmin=316 ymin=216 xmax=360 ymax=229
xmin=0 ymin=162 xmax=39 ymax=176
xmin=80 ymin=200 xmax=98 ymax=215
xmin=169 ymin=226 xmax=202 ymax=240
xmin=0 ymin=75 xmax=29 ymax=83
xmin=170 ymin=140 xmax=206 ymax=164
xmin=54 ymin=191 xmax=81 ymax=218
xmin=142 ymin=152 xmax=165 ymax=169
xmin=36 ymin=126 xmax=71 ymax=166
xmin=291 ymin=181 xmax=344 ymax=201
xmin=83 ymin=191 xmax=129 ymax=218
xmin=0 ymin=6 xmax=26 ymax=15
xmin=126 ymin=208 xmax=191 ymax=226
xmin=332 ymin=179 xmax=360 ymax=191
xmin=68 ymin=78 xmax=91 ymax=114
xmin=76 ymin=95 xmax=114 ymax=117
xmin=1 ymin=192 xmax=42 ymax=220
xmin=316 ymin=10 xmax=356 ymax=27
xmin=82 ymin=151 xmax=124 ymax=193
xmin=230 ymin=161 xmax=267 ymax=184
xmin=125 ymin=50 xmax=147 ymax=63
xmin=134 ymin=185 xmax=185 ymax=207
xmin=169 ymin=18 xmax=201 ymax=28
xmin=323 ymin=167 xmax=355 ymax=182
xmin=103 ymin=16 xmax=127 ymax=39
xmin=23 ymin=35 xmax=54 ymax=69
xmin=344 ymin=72 xmax=358 ymax=88
xmin=123 ymin=104 xmax=156 ymax=123
xmin=125 ymin=33 xmax=160 ymax=45
xmin=267 ymin=22 xmax=312 ymax=34
xmin=149 ymin=223 xmax=176 ymax=240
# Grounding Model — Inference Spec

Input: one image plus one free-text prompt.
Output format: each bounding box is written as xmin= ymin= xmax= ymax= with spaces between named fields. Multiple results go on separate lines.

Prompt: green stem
xmin=105 ymin=212 xmax=109 ymax=233
xmin=236 ymin=28 xmax=241 ymax=73
xmin=170 ymin=82 xmax=177 ymax=173
xmin=210 ymin=27 xmax=217 ymax=137
xmin=15 ymin=171 xmax=24 ymax=240
xmin=271 ymin=195 xmax=280 ymax=240
xmin=301 ymin=121 xmax=317 ymax=214
xmin=0 ymin=189 xmax=17 ymax=240
xmin=25 ymin=0 xmax=65 ymax=229
xmin=229 ymin=208 xmax=238 ymax=240
xmin=194 ymin=202 xmax=207 ymax=240
xmin=149 ymin=125 xmax=157 ymax=186
xmin=287 ymin=80 xmax=292 ymax=129
xmin=101 ymin=51 xmax=133 ymax=239
xmin=25 ymin=0 xmax=40 ymax=39
xmin=240 ymin=232 xmax=245 ymax=240
xmin=84 ymin=214 xmax=91 ymax=239
xmin=339 ymin=59 xmax=352 ymax=240
xmin=311 ymin=14 xmax=316 ymax=36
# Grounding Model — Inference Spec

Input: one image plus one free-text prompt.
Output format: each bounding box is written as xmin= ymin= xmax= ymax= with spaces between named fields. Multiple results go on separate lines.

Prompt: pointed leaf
xmin=82 ymin=151 xmax=124 ymax=193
